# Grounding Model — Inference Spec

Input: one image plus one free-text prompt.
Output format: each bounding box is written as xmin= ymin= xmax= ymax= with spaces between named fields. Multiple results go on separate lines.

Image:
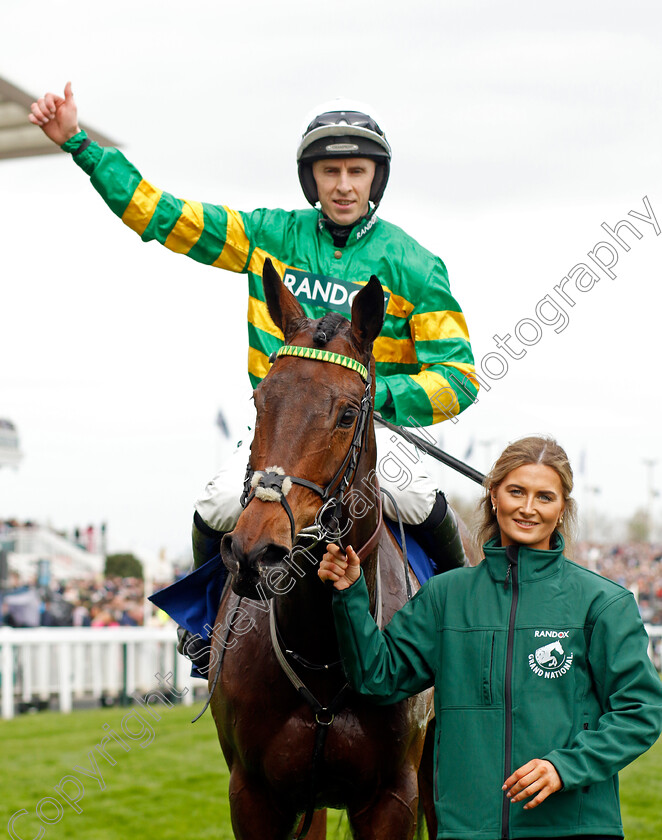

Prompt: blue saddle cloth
xmin=149 ymin=554 xmax=227 ymax=678
xmin=384 ymin=519 xmax=437 ymax=585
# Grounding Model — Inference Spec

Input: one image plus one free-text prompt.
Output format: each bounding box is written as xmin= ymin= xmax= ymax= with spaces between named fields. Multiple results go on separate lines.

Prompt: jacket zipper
xmin=488 ymin=633 xmax=495 ymax=705
xmin=501 ymin=546 xmax=519 ymax=840
xmin=582 ymin=722 xmax=589 ymax=793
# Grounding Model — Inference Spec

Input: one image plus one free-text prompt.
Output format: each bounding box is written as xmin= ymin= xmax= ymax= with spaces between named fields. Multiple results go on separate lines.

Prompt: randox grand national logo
xmin=528 ymin=631 xmax=574 ymax=679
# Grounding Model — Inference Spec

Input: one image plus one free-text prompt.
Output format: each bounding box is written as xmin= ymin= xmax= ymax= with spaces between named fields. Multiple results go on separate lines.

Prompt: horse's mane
xmin=312 ymin=313 xmax=350 ymax=347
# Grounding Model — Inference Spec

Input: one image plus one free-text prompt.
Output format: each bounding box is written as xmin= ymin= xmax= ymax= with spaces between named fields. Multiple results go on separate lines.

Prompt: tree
xmin=626 ymin=508 xmax=650 ymax=543
xmin=105 ymin=553 xmax=143 ymax=579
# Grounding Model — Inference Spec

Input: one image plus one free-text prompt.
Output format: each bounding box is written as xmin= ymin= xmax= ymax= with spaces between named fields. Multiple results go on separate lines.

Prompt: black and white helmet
xmin=297 ymin=99 xmax=392 ymax=208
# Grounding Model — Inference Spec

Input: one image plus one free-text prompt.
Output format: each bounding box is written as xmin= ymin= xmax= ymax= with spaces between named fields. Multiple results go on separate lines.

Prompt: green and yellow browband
xmin=270 ymin=345 xmax=369 ymax=382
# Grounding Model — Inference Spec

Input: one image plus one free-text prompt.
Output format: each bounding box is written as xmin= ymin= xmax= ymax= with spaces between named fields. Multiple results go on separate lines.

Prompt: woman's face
xmin=490 ymin=463 xmax=565 ymax=551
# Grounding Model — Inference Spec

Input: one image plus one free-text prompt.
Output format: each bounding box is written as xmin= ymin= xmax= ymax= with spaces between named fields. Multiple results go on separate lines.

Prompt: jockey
xmin=30 ymin=87 xmax=480 ymax=654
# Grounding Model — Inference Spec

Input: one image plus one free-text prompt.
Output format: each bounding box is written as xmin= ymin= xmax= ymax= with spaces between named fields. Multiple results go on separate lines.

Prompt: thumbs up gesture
xmin=29 ymin=81 xmax=81 ymax=146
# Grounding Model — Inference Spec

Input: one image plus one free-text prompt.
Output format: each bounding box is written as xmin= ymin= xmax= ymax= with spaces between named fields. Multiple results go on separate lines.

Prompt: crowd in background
xmin=2 ymin=537 xmax=662 ymax=630
xmin=575 ymin=542 xmax=662 ymax=625
xmin=1 ymin=518 xmax=176 ymax=628
xmin=1 ymin=572 xmax=151 ymax=628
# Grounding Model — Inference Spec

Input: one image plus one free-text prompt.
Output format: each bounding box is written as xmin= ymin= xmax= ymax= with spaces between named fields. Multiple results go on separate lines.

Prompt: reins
xmin=191 ymin=588 xmax=243 ymax=724
xmin=373 ymin=414 xmax=486 ymax=485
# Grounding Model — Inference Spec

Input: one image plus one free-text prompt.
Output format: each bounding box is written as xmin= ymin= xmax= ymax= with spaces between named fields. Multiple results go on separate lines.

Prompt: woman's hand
xmin=502 ymin=759 xmax=562 ymax=809
xmin=28 ymin=81 xmax=81 ymax=145
xmin=318 ymin=543 xmax=361 ymax=590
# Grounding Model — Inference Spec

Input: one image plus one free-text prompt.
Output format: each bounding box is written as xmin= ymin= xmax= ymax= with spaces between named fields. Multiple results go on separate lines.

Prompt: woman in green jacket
xmin=319 ymin=435 xmax=662 ymax=839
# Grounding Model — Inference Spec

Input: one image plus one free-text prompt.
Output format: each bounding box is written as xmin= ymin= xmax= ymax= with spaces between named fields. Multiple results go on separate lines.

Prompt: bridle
xmin=239 ymin=343 xmax=373 ymax=544
xmin=234 ymin=342 xmax=380 ymax=840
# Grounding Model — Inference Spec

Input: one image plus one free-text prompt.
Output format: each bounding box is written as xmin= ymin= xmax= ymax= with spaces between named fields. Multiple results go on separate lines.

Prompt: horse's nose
xmin=222 ymin=533 xmax=289 ymax=569
xmin=220 ymin=533 xmax=240 ymax=576
xmin=221 ymin=533 xmax=291 ymax=598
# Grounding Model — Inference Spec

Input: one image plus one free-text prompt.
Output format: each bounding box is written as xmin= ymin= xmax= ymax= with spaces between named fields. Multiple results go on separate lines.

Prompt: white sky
xmin=1 ymin=0 xmax=661 ymax=564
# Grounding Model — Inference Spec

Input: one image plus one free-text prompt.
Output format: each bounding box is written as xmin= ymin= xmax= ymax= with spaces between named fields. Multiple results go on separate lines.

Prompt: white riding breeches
xmin=194 ymin=425 xmax=439 ymax=533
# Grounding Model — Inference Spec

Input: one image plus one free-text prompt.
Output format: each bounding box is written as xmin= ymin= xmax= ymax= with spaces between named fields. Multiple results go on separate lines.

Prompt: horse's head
xmin=221 ymin=259 xmax=385 ymax=599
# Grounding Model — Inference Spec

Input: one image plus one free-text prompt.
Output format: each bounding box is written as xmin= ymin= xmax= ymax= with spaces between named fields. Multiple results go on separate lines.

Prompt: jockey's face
xmin=490 ymin=463 xmax=565 ymax=552
xmin=312 ymin=157 xmax=376 ymax=226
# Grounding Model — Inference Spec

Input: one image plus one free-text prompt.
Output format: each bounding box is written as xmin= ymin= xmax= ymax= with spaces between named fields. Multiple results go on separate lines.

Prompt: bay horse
xmin=212 ymin=258 xmax=439 ymax=839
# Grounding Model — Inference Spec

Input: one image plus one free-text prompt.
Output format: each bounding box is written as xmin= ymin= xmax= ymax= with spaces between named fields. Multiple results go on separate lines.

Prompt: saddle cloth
xmin=384 ymin=520 xmax=436 ymax=585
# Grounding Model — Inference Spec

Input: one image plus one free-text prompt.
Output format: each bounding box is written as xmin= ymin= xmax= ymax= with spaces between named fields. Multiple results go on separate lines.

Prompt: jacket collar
xmin=482 ymin=533 xmax=566 ymax=583
xmin=317 ymin=209 xmax=380 ymax=246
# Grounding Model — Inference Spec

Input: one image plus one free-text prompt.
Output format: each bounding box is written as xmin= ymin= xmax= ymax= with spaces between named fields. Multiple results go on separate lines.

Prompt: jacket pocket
xmin=438 ymin=629 xmax=497 ymax=708
xmin=482 ymin=631 xmax=495 ymax=705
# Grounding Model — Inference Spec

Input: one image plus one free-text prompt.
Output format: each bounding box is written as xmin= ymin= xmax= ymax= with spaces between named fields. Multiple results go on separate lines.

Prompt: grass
xmin=0 ymin=700 xmax=347 ymax=840
xmin=1 ymin=701 xmax=660 ymax=839
xmin=619 ymin=729 xmax=662 ymax=840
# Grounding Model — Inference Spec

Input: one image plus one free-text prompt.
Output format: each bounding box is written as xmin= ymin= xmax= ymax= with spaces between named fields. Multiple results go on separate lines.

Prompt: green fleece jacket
xmin=332 ymin=536 xmax=662 ymax=839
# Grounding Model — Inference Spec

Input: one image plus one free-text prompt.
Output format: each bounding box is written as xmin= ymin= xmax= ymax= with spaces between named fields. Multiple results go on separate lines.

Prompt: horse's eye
xmin=338 ymin=408 xmax=358 ymax=428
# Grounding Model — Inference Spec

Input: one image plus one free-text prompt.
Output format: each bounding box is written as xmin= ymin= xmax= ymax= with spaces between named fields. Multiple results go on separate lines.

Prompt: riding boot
xmin=192 ymin=510 xmax=226 ymax=570
xmin=407 ymin=491 xmax=467 ymax=575
xmin=176 ymin=512 xmax=228 ymax=669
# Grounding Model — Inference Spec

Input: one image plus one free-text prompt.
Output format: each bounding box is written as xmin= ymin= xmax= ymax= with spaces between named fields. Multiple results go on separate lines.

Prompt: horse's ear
xmin=350 ymin=275 xmax=385 ymax=355
xmin=262 ymin=258 xmax=306 ymax=340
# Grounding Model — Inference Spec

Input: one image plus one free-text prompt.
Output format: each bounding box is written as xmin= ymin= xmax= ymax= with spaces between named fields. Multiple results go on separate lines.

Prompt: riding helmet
xmin=297 ymin=99 xmax=392 ymax=208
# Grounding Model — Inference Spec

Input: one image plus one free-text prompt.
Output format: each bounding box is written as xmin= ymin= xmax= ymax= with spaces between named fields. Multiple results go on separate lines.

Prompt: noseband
xmin=240 ymin=344 xmax=373 ymax=543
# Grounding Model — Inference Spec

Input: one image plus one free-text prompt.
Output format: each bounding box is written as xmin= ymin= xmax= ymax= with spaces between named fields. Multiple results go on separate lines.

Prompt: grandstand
xmin=0 ymin=418 xmax=22 ymax=469
xmin=1 ymin=523 xmax=105 ymax=584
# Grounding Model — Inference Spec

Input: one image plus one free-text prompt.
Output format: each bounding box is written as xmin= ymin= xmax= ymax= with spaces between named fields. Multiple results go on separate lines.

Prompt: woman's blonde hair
xmin=476 ymin=435 xmax=577 ymax=555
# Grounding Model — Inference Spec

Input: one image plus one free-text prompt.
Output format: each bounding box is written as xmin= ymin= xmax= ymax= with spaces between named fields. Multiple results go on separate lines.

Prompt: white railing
xmin=1 ymin=624 xmax=660 ymax=721
xmin=0 ymin=626 xmax=195 ymax=720
xmin=646 ymin=624 xmax=662 ymax=671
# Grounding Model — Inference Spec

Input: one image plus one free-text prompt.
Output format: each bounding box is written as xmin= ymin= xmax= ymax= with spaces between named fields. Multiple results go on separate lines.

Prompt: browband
xmin=270 ymin=345 xmax=368 ymax=382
